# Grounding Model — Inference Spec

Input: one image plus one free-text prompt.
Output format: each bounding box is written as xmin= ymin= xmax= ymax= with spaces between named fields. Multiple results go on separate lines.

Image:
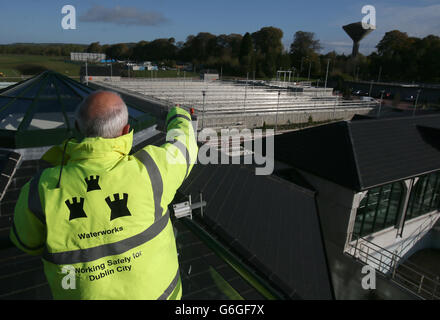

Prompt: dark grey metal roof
xmin=275 ymin=114 xmax=440 ymax=191
xmin=178 ymin=161 xmax=334 ymax=299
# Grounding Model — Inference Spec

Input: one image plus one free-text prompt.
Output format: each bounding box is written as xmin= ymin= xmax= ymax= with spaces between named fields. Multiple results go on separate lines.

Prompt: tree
xmin=105 ymin=43 xmax=129 ymax=60
xmin=289 ymin=31 xmax=321 ymax=77
xmin=87 ymin=42 xmax=102 ymax=53
xmin=239 ymin=32 xmax=254 ymax=73
xmin=251 ymin=27 xmax=284 ymax=78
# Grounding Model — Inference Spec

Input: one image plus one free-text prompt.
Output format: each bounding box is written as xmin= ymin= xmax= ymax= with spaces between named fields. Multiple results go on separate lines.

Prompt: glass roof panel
xmin=0 ymin=98 xmax=32 ymax=117
xmin=28 ymin=111 xmax=67 ymax=130
xmin=62 ymin=97 xmax=82 ymax=113
xmin=0 ymin=98 xmax=32 ymax=130
xmin=0 ymin=71 xmax=156 ymax=147
xmin=0 ymin=96 xmax=13 ymax=109
xmin=53 ymin=77 xmax=81 ymax=100
xmin=39 ymin=78 xmax=58 ymax=99
xmin=1 ymin=77 xmax=39 ymax=97
xmin=34 ymin=98 xmax=63 ymax=113
xmin=127 ymin=106 xmax=146 ymax=119
xmin=65 ymin=81 xmax=91 ymax=98
xmin=0 ymin=113 xmax=25 ymax=130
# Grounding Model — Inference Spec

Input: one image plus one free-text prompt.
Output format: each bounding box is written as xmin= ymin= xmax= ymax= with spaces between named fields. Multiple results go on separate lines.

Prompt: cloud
xmin=322 ymin=3 xmax=440 ymax=55
xmin=377 ymin=4 xmax=440 ymax=38
xmin=79 ymin=5 xmax=168 ymax=26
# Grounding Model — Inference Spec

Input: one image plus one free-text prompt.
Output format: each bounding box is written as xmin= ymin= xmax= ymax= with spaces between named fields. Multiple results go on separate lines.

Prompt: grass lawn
xmin=0 ymin=54 xmax=81 ymax=79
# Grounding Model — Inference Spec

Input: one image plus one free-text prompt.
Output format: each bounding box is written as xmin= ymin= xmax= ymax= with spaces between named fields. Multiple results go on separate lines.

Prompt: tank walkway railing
xmin=394 ymin=212 xmax=439 ymax=258
xmin=346 ymin=234 xmax=440 ymax=300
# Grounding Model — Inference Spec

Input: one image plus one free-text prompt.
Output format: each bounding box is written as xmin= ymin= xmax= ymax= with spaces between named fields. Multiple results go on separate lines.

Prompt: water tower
xmin=342 ymin=22 xmax=375 ymax=57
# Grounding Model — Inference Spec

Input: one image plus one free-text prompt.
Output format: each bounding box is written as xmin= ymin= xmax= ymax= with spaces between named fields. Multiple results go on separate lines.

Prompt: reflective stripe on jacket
xmin=10 ymin=106 xmax=198 ymax=300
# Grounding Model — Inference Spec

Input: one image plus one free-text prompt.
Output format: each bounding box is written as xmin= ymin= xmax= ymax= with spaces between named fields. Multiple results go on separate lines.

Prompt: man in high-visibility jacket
xmin=9 ymin=90 xmax=198 ymax=299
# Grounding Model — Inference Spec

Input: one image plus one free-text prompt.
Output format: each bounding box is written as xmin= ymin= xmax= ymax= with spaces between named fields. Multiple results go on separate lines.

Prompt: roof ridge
xmin=237 ymin=163 xmax=317 ymax=197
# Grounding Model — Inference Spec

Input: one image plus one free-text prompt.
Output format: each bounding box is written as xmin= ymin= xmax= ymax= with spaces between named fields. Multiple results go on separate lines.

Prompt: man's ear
xmin=122 ymin=124 xmax=130 ymax=135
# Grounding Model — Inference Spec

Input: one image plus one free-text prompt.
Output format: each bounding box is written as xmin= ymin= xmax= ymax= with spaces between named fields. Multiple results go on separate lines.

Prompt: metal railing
xmin=347 ymin=234 xmax=440 ymax=299
xmin=395 ymin=213 xmax=439 ymax=257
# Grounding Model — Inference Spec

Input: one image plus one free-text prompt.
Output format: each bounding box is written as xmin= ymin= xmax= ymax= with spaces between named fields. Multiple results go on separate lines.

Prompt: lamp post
xmin=324 ymin=59 xmax=330 ymax=91
xmin=275 ymin=90 xmax=281 ymax=133
xmin=369 ymin=80 xmax=373 ymax=97
xmin=378 ymin=90 xmax=385 ymax=117
xmin=413 ymin=89 xmax=421 ymax=116
xmin=202 ymin=90 xmax=206 ymax=130
xmin=307 ymin=60 xmax=312 ymax=81
xmin=85 ymin=60 xmax=88 ymax=85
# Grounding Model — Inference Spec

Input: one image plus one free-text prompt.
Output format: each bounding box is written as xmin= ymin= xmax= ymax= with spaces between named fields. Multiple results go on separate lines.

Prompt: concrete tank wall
xmin=199 ymin=107 xmax=373 ymax=129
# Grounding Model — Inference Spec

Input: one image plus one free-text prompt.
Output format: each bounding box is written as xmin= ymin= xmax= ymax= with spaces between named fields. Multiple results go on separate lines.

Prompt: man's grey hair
xmin=75 ymin=90 xmax=128 ymax=138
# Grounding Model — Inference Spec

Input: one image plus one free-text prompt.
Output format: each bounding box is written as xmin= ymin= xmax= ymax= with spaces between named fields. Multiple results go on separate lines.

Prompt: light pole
xmin=85 ymin=60 xmax=88 ymax=85
xmin=333 ymin=95 xmax=338 ymax=120
xmin=243 ymin=76 xmax=248 ymax=123
xmin=202 ymin=90 xmax=206 ymax=130
xmin=300 ymin=57 xmax=304 ymax=77
xmin=413 ymin=89 xmax=421 ymax=116
xmin=307 ymin=60 xmax=312 ymax=81
xmin=324 ymin=59 xmax=330 ymax=91
xmin=275 ymin=90 xmax=281 ymax=133
xmin=369 ymin=80 xmax=374 ymax=97
xmin=378 ymin=90 xmax=385 ymax=117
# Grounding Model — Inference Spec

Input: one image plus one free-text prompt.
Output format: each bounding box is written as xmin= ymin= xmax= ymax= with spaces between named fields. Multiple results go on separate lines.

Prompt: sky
xmin=1 ymin=0 xmax=440 ymax=55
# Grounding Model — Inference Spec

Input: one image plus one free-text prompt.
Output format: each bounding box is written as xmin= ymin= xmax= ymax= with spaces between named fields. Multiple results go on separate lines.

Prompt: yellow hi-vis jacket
xmin=9 ymin=107 xmax=198 ymax=300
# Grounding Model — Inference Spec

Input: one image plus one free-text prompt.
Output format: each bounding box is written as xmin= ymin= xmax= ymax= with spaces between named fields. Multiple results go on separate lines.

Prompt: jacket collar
xmin=42 ymin=130 xmax=134 ymax=166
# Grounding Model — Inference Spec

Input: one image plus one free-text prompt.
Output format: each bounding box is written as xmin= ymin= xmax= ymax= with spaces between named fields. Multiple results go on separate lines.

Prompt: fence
xmin=346 ymin=234 xmax=440 ymax=299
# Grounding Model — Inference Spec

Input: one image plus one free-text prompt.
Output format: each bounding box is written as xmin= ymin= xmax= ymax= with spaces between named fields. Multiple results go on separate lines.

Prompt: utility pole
xmin=369 ymin=80 xmax=374 ymax=97
xmin=85 ymin=60 xmax=88 ymax=85
xmin=413 ymin=89 xmax=421 ymax=116
xmin=202 ymin=90 xmax=206 ymax=130
xmin=243 ymin=77 xmax=248 ymax=124
xmin=324 ymin=59 xmax=330 ymax=90
xmin=307 ymin=61 xmax=312 ymax=81
xmin=333 ymin=95 xmax=338 ymax=120
xmin=378 ymin=90 xmax=385 ymax=117
xmin=275 ymin=90 xmax=281 ymax=133
xmin=300 ymin=57 xmax=304 ymax=77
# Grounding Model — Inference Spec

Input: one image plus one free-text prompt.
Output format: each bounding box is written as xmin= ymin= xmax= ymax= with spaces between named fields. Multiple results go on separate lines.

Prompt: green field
xmin=0 ymin=54 xmax=200 ymax=80
xmin=0 ymin=54 xmax=82 ymax=79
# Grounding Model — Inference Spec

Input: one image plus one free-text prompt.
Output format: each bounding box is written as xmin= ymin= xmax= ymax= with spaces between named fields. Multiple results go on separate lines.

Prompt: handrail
xmin=347 ymin=233 xmax=440 ymax=299
xmin=395 ymin=213 xmax=438 ymax=257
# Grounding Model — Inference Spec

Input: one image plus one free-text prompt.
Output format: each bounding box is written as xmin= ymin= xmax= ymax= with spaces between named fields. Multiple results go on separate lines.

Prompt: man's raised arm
xmin=134 ymin=106 xmax=198 ymax=206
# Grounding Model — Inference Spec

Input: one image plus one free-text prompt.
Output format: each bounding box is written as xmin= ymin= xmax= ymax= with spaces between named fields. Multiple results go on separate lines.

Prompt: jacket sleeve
xmin=9 ymin=179 xmax=46 ymax=256
xmin=135 ymin=106 xmax=198 ymax=207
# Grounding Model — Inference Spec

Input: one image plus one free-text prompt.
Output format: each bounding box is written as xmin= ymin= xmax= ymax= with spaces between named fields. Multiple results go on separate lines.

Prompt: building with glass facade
xmin=273 ymin=114 xmax=440 ymax=299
